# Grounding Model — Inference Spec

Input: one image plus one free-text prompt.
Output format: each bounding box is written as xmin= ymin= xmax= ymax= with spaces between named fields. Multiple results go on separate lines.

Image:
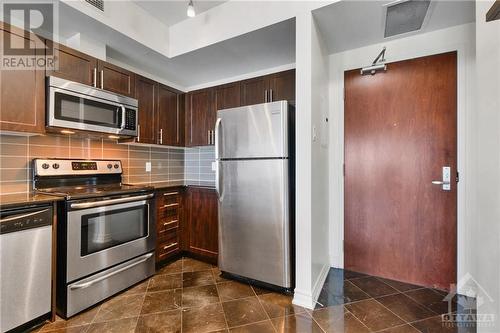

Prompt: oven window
xmin=54 ymin=92 xmax=121 ymax=128
xmin=80 ymin=205 xmax=147 ymax=256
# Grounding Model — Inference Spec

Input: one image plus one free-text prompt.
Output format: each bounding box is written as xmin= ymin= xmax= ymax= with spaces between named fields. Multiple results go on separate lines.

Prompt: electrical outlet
xmin=211 ymin=162 xmax=217 ymax=171
xmin=145 ymin=162 xmax=151 ymax=172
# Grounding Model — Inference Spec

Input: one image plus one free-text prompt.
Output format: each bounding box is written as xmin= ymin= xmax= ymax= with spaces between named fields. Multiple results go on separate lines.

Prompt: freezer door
xmin=218 ymin=159 xmax=291 ymax=288
xmin=215 ymin=101 xmax=288 ymax=159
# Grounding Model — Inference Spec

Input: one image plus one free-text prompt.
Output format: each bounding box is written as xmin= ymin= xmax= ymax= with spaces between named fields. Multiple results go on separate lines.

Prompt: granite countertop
xmin=126 ymin=181 xmax=216 ymax=190
xmin=0 ymin=192 xmax=64 ymax=210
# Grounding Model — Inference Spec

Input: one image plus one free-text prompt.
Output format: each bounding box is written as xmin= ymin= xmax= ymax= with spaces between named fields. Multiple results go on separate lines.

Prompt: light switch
xmin=145 ymin=162 xmax=151 ymax=172
xmin=211 ymin=162 xmax=217 ymax=171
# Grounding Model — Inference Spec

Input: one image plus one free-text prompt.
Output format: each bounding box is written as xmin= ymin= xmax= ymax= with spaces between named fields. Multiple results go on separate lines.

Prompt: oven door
xmin=66 ymin=194 xmax=155 ymax=282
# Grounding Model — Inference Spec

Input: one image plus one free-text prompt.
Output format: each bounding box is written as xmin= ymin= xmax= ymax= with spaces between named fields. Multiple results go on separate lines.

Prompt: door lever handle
xmin=431 ymin=180 xmax=450 ymax=185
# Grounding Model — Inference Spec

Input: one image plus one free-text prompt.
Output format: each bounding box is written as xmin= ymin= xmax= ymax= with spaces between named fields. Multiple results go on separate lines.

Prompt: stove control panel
xmin=33 ymin=159 xmax=122 ymax=176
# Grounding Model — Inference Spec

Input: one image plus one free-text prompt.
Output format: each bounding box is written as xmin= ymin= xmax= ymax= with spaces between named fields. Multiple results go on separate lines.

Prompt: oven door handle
xmin=70 ymin=194 xmax=154 ymax=209
xmin=69 ymin=253 xmax=153 ymax=290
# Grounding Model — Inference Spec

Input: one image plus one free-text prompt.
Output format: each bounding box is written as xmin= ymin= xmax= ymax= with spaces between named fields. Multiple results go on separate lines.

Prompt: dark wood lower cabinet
xmin=184 ymin=187 xmax=219 ymax=263
xmin=155 ymin=186 xmax=218 ymax=265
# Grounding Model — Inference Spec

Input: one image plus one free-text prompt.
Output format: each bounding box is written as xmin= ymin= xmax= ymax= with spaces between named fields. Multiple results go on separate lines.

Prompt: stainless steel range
xmin=33 ymin=159 xmax=156 ymax=318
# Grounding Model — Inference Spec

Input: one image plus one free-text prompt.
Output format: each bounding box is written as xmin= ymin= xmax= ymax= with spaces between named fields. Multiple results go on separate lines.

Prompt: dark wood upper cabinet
xmin=97 ymin=61 xmax=135 ymax=98
xmin=214 ymin=82 xmax=241 ymax=111
xmin=46 ymin=42 xmax=97 ymax=86
xmin=269 ymin=69 xmax=295 ymax=104
xmin=240 ymin=69 xmax=295 ymax=106
xmin=185 ymin=187 xmax=218 ymax=262
xmin=240 ymin=76 xmax=269 ymax=106
xmin=135 ymin=75 xmax=157 ymax=144
xmin=158 ymin=85 xmax=183 ymax=146
xmin=185 ymin=88 xmax=213 ymax=147
xmin=0 ymin=23 xmax=45 ymax=134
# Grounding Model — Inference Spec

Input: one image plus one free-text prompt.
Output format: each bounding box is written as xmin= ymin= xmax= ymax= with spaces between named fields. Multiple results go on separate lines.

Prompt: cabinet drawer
xmin=157 ymin=218 xmax=179 ymax=234
xmin=158 ymin=190 xmax=181 ymax=206
xmin=157 ymin=240 xmax=179 ymax=260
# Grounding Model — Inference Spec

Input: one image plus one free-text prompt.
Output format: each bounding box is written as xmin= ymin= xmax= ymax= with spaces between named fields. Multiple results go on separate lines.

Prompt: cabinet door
xmin=97 ymin=61 xmax=135 ymax=97
xmin=158 ymin=85 xmax=181 ymax=146
xmin=135 ymin=76 xmax=157 ymax=144
xmin=240 ymin=76 xmax=268 ymax=106
xmin=0 ymin=23 xmax=45 ymax=134
xmin=214 ymin=82 xmax=241 ymax=111
xmin=186 ymin=188 xmax=218 ymax=261
xmin=185 ymin=89 xmax=213 ymax=146
xmin=268 ymin=69 xmax=295 ymax=104
xmin=46 ymin=42 xmax=97 ymax=86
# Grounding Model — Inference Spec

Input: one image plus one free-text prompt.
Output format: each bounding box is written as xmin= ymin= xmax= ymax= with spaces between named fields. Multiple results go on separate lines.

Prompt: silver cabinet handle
xmin=100 ymin=70 xmax=104 ymax=89
xmin=137 ymin=124 xmax=140 ymax=142
xmin=163 ymin=192 xmax=179 ymax=196
xmin=0 ymin=209 xmax=49 ymax=223
xmin=163 ymin=220 xmax=178 ymax=227
xmin=159 ymin=129 xmax=163 ymax=145
xmin=71 ymin=194 xmax=153 ymax=209
xmin=265 ymin=90 xmax=268 ymax=102
xmin=211 ymin=130 xmax=215 ymax=145
xmin=93 ymin=68 xmax=97 ymax=87
xmin=163 ymin=243 xmax=178 ymax=251
xmin=208 ymin=130 xmax=211 ymax=145
xmin=163 ymin=203 xmax=179 ymax=208
xmin=270 ymin=89 xmax=273 ymax=102
xmin=69 ymin=253 xmax=153 ymax=290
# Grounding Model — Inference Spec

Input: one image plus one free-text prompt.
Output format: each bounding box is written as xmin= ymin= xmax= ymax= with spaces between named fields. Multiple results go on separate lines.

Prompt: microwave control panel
xmin=124 ymin=109 xmax=137 ymax=130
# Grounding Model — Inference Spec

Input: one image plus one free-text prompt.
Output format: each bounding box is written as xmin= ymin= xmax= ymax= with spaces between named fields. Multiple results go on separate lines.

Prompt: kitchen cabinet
xmin=156 ymin=188 xmax=184 ymax=263
xmin=185 ymin=88 xmax=215 ymax=147
xmin=97 ymin=61 xmax=135 ymax=98
xmin=135 ymin=75 xmax=157 ymax=144
xmin=240 ymin=69 xmax=295 ymax=106
xmin=0 ymin=23 xmax=46 ymax=134
xmin=46 ymin=42 xmax=97 ymax=86
xmin=214 ymin=82 xmax=241 ymax=111
xmin=184 ymin=187 xmax=218 ymax=263
xmin=158 ymin=85 xmax=184 ymax=146
xmin=269 ymin=69 xmax=295 ymax=104
xmin=240 ymin=76 xmax=268 ymax=106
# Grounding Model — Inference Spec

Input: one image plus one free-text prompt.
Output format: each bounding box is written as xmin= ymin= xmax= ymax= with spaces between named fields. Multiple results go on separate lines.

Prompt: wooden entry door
xmin=344 ymin=52 xmax=457 ymax=290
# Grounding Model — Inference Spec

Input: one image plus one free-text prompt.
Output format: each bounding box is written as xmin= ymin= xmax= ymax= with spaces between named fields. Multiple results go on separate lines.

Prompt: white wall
xmin=472 ymin=1 xmax=500 ymax=332
xmin=328 ymin=23 xmax=476 ymax=293
xmin=292 ymin=10 xmax=330 ymax=310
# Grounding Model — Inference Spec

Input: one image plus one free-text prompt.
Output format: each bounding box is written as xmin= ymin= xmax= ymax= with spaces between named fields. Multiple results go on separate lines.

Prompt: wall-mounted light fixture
xmin=187 ymin=0 xmax=196 ymax=17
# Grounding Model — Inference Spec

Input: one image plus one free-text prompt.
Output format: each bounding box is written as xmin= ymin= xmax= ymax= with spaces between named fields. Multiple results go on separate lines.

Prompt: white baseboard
xmin=312 ymin=264 xmax=330 ymax=303
xmin=292 ymin=288 xmax=315 ymax=309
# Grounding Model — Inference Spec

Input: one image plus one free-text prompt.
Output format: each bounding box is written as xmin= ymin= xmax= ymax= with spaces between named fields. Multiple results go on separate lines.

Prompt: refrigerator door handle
xmin=215 ymin=118 xmax=222 ymax=159
xmin=216 ymin=161 xmax=224 ymax=202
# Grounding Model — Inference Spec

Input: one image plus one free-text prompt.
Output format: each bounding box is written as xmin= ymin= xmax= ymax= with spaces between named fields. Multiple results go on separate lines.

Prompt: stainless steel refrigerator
xmin=215 ymin=100 xmax=293 ymax=289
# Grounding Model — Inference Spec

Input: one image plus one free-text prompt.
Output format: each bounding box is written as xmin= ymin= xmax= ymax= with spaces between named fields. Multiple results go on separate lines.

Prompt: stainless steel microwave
xmin=47 ymin=76 xmax=138 ymax=137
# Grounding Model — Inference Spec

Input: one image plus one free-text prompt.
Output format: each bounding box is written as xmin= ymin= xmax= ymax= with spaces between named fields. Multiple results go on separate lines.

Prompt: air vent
xmin=85 ymin=0 xmax=104 ymax=12
xmin=384 ymin=0 xmax=430 ymax=38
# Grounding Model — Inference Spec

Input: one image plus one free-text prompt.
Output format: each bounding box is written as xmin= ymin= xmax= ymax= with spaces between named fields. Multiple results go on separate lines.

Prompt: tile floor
xmin=35 ymin=258 xmax=477 ymax=333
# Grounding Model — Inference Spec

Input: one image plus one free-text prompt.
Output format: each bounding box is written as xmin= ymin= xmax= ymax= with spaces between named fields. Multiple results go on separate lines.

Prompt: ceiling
xmin=133 ymin=0 xmax=228 ymax=27
xmin=107 ymin=18 xmax=296 ymax=88
xmin=313 ymin=0 xmax=475 ymax=54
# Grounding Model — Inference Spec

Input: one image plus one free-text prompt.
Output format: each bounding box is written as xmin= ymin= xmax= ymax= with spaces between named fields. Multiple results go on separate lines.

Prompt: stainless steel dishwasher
xmin=0 ymin=204 xmax=53 ymax=333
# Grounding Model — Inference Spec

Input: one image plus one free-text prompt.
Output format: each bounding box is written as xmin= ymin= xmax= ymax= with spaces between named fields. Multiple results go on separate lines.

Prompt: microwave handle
xmin=120 ymin=105 xmax=126 ymax=129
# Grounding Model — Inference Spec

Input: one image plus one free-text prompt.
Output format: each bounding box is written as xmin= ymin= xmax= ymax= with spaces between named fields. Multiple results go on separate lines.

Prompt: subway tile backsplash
xmin=0 ymin=134 xmax=188 ymax=195
xmin=184 ymin=146 xmax=216 ymax=187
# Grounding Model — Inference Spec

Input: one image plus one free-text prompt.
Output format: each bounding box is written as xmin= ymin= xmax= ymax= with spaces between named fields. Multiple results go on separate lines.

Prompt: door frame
xmin=328 ymin=28 xmax=475 ymax=295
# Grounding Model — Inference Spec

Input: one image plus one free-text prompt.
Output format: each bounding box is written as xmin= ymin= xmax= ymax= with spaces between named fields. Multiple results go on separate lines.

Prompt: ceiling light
xmin=187 ymin=0 xmax=196 ymax=17
xmin=61 ymin=130 xmax=75 ymax=135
